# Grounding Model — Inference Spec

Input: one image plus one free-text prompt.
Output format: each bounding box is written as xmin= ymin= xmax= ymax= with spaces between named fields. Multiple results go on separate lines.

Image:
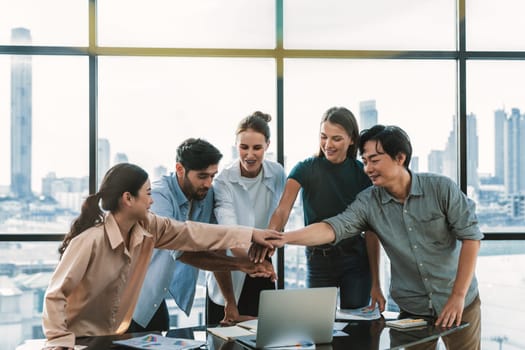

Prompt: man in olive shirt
xmin=256 ymin=125 xmax=482 ymax=350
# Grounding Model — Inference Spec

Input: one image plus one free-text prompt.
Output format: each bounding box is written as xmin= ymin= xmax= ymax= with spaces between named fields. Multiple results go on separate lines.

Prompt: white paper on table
xmin=335 ymin=306 xmax=381 ymax=321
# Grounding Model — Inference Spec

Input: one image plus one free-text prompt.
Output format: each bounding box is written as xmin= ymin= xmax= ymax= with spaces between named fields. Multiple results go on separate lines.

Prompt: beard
xmin=182 ymin=175 xmax=209 ymax=201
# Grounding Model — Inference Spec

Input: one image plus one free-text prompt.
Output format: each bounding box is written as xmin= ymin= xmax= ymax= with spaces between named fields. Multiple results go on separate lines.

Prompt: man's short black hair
xmin=359 ymin=125 xmax=412 ymax=168
xmin=176 ymin=138 xmax=223 ymax=171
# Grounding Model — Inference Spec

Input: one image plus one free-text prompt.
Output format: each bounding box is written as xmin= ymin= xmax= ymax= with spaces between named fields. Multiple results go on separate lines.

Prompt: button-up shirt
xmin=207 ymin=159 xmax=286 ymax=305
xmin=42 ymin=212 xmax=251 ymax=348
xmin=324 ymin=172 xmax=483 ymax=316
xmin=133 ymin=173 xmax=216 ymax=326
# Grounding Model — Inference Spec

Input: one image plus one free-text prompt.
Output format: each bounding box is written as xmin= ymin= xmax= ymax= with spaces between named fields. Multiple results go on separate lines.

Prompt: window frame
xmin=1 ymin=0 xmax=524 ymax=290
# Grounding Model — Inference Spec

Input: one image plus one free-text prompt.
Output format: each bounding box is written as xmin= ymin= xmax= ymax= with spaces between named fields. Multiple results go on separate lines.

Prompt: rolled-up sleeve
xmin=442 ymin=180 xmax=484 ymax=241
xmin=323 ymin=192 xmax=370 ymax=245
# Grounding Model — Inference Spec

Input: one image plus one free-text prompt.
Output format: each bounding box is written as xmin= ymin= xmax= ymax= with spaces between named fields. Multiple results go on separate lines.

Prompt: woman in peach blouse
xmin=42 ymin=163 xmax=280 ymax=350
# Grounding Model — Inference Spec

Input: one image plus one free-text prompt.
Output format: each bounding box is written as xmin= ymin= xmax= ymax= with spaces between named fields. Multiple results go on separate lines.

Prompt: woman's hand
xmin=251 ymin=229 xmax=283 ymax=249
xmin=369 ymin=285 xmax=386 ymax=312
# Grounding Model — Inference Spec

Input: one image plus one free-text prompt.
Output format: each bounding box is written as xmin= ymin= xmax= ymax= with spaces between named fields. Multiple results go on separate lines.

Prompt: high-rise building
xmin=410 ymin=155 xmax=419 ymax=173
xmin=504 ymin=108 xmax=525 ymax=195
xmin=443 ymin=118 xmax=457 ymax=182
xmin=113 ymin=152 xmax=129 ymax=165
xmin=10 ymin=28 xmax=33 ymax=199
xmin=467 ymin=113 xmax=479 ymax=190
xmin=97 ymin=138 xmax=110 ymax=187
xmin=494 ymin=109 xmax=506 ymax=184
xmin=428 ymin=150 xmax=444 ymax=174
xmin=359 ymin=100 xmax=378 ymax=131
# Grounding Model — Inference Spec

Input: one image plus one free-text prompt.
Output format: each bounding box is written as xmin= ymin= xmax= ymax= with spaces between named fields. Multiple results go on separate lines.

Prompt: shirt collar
xmin=104 ymin=212 xmax=152 ymax=252
xmin=168 ymin=173 xmax=206 ymax=211
xmin=378 ymin=170 xmax=422 ymax=204
xmin=168 ymin=174 xmax=191 ymax=208
xmin=228 ymin=159 xmax=272 ymax=183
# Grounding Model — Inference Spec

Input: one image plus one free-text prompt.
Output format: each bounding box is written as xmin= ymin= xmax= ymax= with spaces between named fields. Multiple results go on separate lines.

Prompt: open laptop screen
xmin=236 ymin=287 xmax=337 ymax=349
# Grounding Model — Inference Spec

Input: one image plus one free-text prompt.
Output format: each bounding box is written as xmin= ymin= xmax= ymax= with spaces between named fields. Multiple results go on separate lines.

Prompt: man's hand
xmin=435 ymin=293 xmax=465 ymax=327
xmin=240 ymin=259 xmax=277 ymax=282
xmin=251 ymin=229 xmax=283 ymax=249
xmin=220 ymin=302 xmax=256 ymax=326
xmin=248 ymin=243 xmax=274 ymax=263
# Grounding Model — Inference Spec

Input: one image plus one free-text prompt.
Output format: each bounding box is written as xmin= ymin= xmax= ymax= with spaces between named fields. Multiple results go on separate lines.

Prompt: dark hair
xmin=358 ymin=125 xmax=412 ymax=168
xmin=236 ymin=111 xmax=272 ymax=142
xmin=317 ymin=107 xmax=360 ymax=159
xmin=176 ymin=138 xmax=223 ymax=171
xmin=58 ymin=163 xmax=149 ymax=257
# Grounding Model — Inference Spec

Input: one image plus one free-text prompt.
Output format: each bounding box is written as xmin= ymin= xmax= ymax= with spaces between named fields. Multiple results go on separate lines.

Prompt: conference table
xmin=69 ymin=318 xmax=468 ymax=350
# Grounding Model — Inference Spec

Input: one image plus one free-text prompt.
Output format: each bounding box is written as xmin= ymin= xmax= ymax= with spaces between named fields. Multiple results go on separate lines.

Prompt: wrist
xmin=451 ymin=290 xmax=466 ymax=298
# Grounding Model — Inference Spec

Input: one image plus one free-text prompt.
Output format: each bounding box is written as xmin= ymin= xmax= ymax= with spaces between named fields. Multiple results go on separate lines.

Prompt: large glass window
xmin=466 ymin=0 xmax=525 ymax=51
xmin=1 ymin=1 xmax=524 ymax=349
xmin=477 ymin=241 xmax=525 ymax=348
xmin=97 ymin=56 xmax=276 ymax=322
xmin=0 ymin=0 xmax=87 ymax=46
xmin=97 ymin=0 xmax=275 ymax=48
xmin=0 ymin=55 xmax=89 ymax=234
xmin=467 ymin=61 xmax=525 ymax=233
xmin=97 ymin=56 xmax=276 ymax=182
xmin=284 ymin=0 xmax=456 ymax=50
xmin=0 ymin=242 xmax=58 ymax=350
xmin=282 ymin=59 xmax=456 ymax=311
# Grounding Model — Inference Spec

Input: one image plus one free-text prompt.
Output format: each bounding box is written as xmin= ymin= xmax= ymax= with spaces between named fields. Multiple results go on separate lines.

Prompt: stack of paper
xmin=207 ymin=325 xmax=255 ymax=341
xmin=335 ymin=306 xmax=381 ymax=321
xmin=113 ymin=334 xmax=206 ymax=350
xmin=385 ymin=318 xmax=427 ymax=329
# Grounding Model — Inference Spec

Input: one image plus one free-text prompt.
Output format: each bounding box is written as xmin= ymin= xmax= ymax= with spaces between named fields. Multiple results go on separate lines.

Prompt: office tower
xmin=113 ymin=152 xmax=128 ymax=164
xmin=97 ymin=138 xmax=110 ymax=187
xmin=428 ymin=150 xmax=444 ymax=174
xmin=359 ymin=100 xmax=378 ymax=131
xmin=494 ymin=109 xmax=506 ymax=184
xmin=467 ymin=113 xmax=479 ymax=190
xmin=410 ymin=156 xmax=419 ymax=173
xmin=443 ymin=118 xmax=457 ymax=182
xmin=10 ymin=28 xmax=33 ymax=199
xmin=504 ymin=108 xmax=525 ymax=195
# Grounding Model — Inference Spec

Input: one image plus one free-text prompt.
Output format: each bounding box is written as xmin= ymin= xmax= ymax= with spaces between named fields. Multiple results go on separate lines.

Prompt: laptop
xmin=236 ymin=287 xmax=337 ymax=349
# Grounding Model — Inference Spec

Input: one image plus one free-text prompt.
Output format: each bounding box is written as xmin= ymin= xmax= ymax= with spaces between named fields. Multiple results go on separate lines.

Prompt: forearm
xmin=284 ymin=222 xmax=335 ymax=246
xmin=451 ymin=239 xmax=480 ymax=297
xmin=179 ymin=251 xmax=249 ymax=272
xmin=214 ymin=271 xmax=237 ymax=305
xmin=365 ymin=231 xmax=381 ymax=288
xmin=268 ymin=207 xmax=291 ymax=232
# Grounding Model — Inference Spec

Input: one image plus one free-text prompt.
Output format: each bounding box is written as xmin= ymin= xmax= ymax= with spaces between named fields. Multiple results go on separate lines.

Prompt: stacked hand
xmin=250 ymin=229 xmax=286 ymax=263
xmin=241 ymin=258 xmax=277 ymax=282
xmin=251 ymin=229 xmax=283 ymax=248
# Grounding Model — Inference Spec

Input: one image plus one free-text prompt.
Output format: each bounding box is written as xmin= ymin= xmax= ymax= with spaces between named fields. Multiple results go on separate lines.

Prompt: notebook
xmin=236 ymin=287 xmax=337 ymax=349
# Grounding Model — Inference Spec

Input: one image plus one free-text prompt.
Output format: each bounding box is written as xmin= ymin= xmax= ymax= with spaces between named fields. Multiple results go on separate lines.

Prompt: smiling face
xmin=237 ymin=128 xmax=269 ymax=178
xmin=130 ymin=179 xmax=153 ymax=221
xmin=320 ymin=121 xmax=354 ymax=164
xmin=177 ymin=163 xmax=219 ymax=200
xmin=361 ymin=140 xmax=406 ymax=188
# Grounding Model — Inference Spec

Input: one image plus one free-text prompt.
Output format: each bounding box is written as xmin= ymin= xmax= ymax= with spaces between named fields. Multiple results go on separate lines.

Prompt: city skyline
xmin=2 ymin=4 xmax=525 ymax=347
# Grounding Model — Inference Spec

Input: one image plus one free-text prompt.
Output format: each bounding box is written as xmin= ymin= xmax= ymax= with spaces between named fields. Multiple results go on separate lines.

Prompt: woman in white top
xmin=207 ymin=111 xmax=286 ymax=325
